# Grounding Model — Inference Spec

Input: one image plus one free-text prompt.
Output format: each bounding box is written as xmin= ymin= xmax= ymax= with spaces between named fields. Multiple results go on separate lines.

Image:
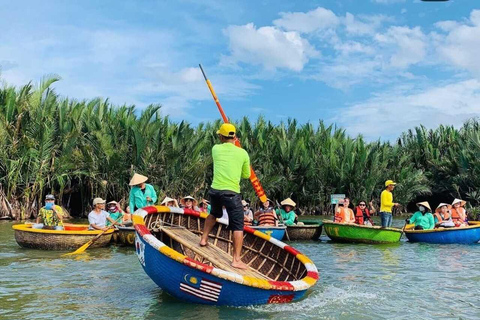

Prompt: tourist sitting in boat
xmin=88 ymin=198 xmax=118 ymax=231
xmin=434 ymin=203 xmax=455 ymax=228
xmin=106 ymin=200 xmax=126 ymax=227
xmin=33 ymin=194 xmax=64 ymax=230
xmin=180 ymin=196 xmax=199 ymax=211
xmin=199 ymin=199 xmax=211 ymax=213
xmin=254 ymin=199 xmax=278 ymax=226
xmin=242 ymin=200 xmax=253 ymax=226
xmin=160 ymin=196 xmax=179 ymax=207
xmin=354 ymin=200 xmax=375 ymax=226
xmin=451 ymin=198 xmax=468 ymax=226
xmin=277 ymin=198 xmax=297 ymax=226
xmin=406 ymin=201 xmax=434 ymax=230
xmin=129 ymin=173 xmax=158 ymax=213
xmin=334 ymin=199 xmax=355 ymax=224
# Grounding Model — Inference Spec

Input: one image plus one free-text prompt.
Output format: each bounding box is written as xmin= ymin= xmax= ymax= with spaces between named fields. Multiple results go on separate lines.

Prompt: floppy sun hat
xmin=217 ymin=123 xmax=236 ymax=138
xmin=129 ymin=173 xmax=148 ymax=186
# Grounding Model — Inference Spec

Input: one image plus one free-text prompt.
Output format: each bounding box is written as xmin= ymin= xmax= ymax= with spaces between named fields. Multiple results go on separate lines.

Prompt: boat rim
xmin=404 ymin=223 xmax=480 ymax=234
xmin=322 ymin=220 xmax=403 ymax=233
xmin=133 ymin=205 xmax=319 ymax=292
xmin=12 ymin=224 xmax=114 ymax=235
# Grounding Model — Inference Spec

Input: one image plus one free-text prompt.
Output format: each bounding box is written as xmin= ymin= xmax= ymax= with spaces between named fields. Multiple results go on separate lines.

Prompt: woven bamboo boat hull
xmin=323 ymin=221 xmax=402 ymax=244
xmin=12 ymin=224 xmax=114 ymax=250
xmin=405 ymin=223 xmax=480 ymax=244
xmin=250 ymin=225 xmax=286 ymax=240
xmin=116 ymin=226 xmax=135 ymax=246
xmin=133 ymin=206 xmax=319 ymax=306
xmin=286 ymin=222 xmax=323 ymax=240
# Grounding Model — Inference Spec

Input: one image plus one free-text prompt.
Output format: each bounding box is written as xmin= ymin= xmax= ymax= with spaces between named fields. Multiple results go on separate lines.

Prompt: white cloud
xmin=334 ymin=79 xmax=480 ymax=139
xmin=371 ymin=0 xmax=406 ymax=4
xmin=223 ymin=23 xmax=319 ymax=71
xmin=273 ymin=7 xmax=339 ymax=33
xmin=436 ymin=10 xmax=480 ymax=75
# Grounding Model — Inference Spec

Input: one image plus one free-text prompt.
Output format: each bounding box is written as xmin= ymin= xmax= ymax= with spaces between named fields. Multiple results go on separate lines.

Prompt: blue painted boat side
xmin=135 ymin=232 xmax=306 ymax=306
xmin=405 ymin=227 xmax=480 ymax=244
xmin=250 ymin=226 xmax=286 ymax=240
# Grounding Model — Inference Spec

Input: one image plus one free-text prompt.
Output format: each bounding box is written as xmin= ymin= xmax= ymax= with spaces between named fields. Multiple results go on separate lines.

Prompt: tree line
xmin=0 ymin=77 xmax=478 ymax=219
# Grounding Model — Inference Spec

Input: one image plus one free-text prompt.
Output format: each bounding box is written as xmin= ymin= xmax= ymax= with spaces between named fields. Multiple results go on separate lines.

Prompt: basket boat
xmin=116 ymin=226 xmax=135 ymax=246
xmin=250 ymin=225 xmax=286 ymax=240
xmin=286 ymin=222 xmax=323 ymax=241
xmin=132 ymin=206 xmax=319 ymax=306
xmin=12 ymin=224 xmax=114 ymax=250
xmin=404 ymin=222 xmax=480 ymax=244
xmin=323 ymin=221 xmax=402 ymax=244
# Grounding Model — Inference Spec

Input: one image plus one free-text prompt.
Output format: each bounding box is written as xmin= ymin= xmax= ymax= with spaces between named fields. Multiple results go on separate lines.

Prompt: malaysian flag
xmin=180 ymin=275 xmax=222 ymax=302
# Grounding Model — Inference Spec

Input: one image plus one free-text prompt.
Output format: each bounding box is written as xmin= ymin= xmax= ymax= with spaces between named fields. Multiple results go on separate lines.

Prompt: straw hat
xmin=416 ymin=201 xmax=431 ymax=211
xmin=280 ymin=198 xmax=296 ymax=208
xmin=93 ymin=197 xmax=106 ymax=205
xmin=452 ymin=198 xmax=466 ymax=207
xmin=161 ymin=196 xmax=179 ymax=207
xmin=436 ymin=203 xmax=451 ymax=213
xmin=180 ymin=196 xmax=197 ymax=207
xmin=129 ymin=173 xmax=148 ymax=186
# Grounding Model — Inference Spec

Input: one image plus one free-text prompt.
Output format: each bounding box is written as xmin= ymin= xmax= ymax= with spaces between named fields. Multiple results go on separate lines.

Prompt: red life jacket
xmin=258 ymin=210 xmax=276 ymax=226
xmin=355 ymin=207 xmax=371 ymax=225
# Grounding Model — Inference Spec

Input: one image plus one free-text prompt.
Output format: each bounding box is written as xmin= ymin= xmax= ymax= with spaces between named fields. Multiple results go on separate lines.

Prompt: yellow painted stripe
xmin=253 ymin=230 xmax=272 ymax=241
xmin=242 ymin=276 xmax=272 ymax=289
xmin=12 ymin=224 xmax=113 ymax=235
xmin=296 ymin=253 xmax=313 ymax=265
xmin=302 ymin=276 xmax=317 ymax=286
xmin=159 ymin=245 xmax=186 ymax=262
xmin=200 ymin=212 xmax=209 ymax=219
xmin=132 ymin=215 xmax=145 ymax=225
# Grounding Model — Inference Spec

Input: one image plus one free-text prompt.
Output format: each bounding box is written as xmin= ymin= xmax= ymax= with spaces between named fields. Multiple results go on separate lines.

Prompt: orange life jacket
xmin=451 ymin=208 xmax=466 ymax=225
xmin=434 ymin=212 xmax=443 ymax=223
xmin=335 ymin=207 xmax=354 ymax=224
xmin=258 ymin=210 xmax=276 ymax=226
xmin=355 ymin=207 xmax=371 ymax=225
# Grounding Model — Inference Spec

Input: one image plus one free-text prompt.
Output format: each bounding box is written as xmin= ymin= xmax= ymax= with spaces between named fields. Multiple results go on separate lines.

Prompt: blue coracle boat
xmin=250 ymin=225 xmax=286 ymax=240
xmin=405 ymin=223 xmax=480 ymax=244
xmin=133 ymin=206 xmax=319 ymax=306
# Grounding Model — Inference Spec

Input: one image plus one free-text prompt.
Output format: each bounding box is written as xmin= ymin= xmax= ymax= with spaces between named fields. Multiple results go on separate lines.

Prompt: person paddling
xmin=199 ymin=123 xmax=251 ymax=269
xmin=380 ymin=180 xmax=399 ymax=228
xmin=406 ymin=201 xmax=434 ymax=230
xmin=129 ymin=173 xmax=157 ymax=213
xmin=88 ymin=198 xmax=117 ymax=231
xmin=277 ymin=198 xmax=297 ymax=226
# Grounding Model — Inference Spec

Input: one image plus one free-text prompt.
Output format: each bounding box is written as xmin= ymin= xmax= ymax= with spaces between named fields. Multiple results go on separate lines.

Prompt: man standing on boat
xmin=200 ymin=123 xmax=250 ymax=270
xmin=380 ymin=180 xmax=399 ymax=228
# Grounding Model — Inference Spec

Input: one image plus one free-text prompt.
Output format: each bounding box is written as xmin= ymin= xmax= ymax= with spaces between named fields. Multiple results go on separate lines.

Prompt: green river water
xmin=1 ymin=218 xmax=479 ymax=320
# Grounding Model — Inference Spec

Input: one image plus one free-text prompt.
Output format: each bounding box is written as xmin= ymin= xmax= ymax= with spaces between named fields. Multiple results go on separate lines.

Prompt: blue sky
xmin=1 ymin=0 xmax=480 ymax=140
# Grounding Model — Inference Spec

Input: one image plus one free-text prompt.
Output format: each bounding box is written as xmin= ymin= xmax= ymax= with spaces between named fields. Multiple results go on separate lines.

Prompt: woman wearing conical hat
xmin=451 ymin=198 xmax=468 ymax=226
xmin=161 ymin=196 xmax=179 ymax=208
xmin=180 ymin=196 xmax=199 ymax=211
xmin=276 ymin=198 xmax=297 ymax=226
xmin=129 ymin=173 xmax=157 ymax=213
xmin=406 ymin=202 xmax=434 ymax=230
xmin=434 ymin=203 xmax=455 ymax=228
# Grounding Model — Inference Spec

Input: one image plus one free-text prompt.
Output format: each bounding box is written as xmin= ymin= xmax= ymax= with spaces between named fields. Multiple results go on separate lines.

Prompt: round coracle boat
xmin=12 ymin=224 xmax=114 ymax=250
xmin=323 ymin=221 xmax=402 ymax=244
xmin=116 ymin=226 xmax=135 ymax=247
xmin=404 ymin=222 xmax=480 ymax=244
xmin=286 ymin=221 xmax=323 ymax=241
xmin=133 ymin=206 xmax=319 ymax=306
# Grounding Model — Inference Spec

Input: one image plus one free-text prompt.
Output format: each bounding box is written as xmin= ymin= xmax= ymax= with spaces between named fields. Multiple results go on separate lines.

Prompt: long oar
xmin=199 ymin=64 xmax=267 ymax=203
xmin=63 ymin=216 xmax=123 ymax=256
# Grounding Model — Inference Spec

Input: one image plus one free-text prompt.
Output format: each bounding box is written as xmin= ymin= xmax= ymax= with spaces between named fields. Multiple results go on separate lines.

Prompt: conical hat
xmin=280 ymin=198 xmax=296 ymax=208
xmin=416 ymin=201 xmax=431 ymax=211
xmin=452 ymin=198 xmax=466 ymax=207
xmin=436 ymin=203 xmax=452 ymax=213
xmin=129 ymin=173 xmax=148 ymax=186
xmin=161 ymin=196 xmax=179 ymax=207
xmin=180 ymin=196 xmax=197 ymax=207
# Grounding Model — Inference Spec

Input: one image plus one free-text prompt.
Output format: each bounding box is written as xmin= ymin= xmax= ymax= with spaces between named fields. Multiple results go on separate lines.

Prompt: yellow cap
xmin=216 ymin=123 xmax=236 ymax=138
xmin=385 ymin=180 xmax=397 ymax=187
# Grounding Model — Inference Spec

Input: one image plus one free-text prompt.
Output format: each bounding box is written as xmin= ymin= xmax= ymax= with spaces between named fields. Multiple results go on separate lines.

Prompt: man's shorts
xmin=208 ymin=188 xmax=244 ymax=231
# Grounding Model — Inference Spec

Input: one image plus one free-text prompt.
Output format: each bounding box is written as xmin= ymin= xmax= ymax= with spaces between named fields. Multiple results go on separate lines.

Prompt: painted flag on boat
xmin=135 ymin=234 xmax=145 ymax=267
xmin=180 ymin=274 xmax=222 ymax=302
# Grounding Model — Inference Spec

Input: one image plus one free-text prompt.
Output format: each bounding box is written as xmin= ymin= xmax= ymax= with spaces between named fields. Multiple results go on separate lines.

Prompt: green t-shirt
xmin=106 ymin=211 xmax=124 ymax=226
xmin=410 ymin=211 xmax=434 ymax=230
xmin=276 ymin=209 xmax=296 ymax=226
xmin=211 ymin=143 xmax=251 ymax=193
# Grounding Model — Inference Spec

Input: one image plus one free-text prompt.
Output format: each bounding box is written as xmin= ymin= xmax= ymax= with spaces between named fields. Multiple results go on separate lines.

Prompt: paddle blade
xmin=62 ymin=239 xmax=93 ymax=256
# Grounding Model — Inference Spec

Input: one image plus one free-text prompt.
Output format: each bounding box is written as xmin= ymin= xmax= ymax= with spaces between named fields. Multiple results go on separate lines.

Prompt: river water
xmin=1 ymin=219 xmax=479 ymax=320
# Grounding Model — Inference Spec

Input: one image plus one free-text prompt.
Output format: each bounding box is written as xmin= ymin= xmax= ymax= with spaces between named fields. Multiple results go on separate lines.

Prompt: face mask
xmin=419 ymin=206 xmax=425 ymax=212
xmin=45 ymin=203 xmax=53 ymax=210
xmin=108 ymin=206 xmax=117 ymax=212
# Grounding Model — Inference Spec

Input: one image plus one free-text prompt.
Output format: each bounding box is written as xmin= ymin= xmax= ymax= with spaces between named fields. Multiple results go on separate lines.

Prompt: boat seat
xmin=160 ymin=227 xmax=272 ymax=280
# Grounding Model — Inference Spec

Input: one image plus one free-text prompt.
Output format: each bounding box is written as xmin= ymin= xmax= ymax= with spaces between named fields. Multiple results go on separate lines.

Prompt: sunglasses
xmin=359 ymin=204 xmax=366 ymax=206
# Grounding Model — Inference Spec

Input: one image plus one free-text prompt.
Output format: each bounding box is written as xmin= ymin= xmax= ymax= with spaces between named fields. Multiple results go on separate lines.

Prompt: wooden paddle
xmin=63 ymin=215 xmax=123 ymax=256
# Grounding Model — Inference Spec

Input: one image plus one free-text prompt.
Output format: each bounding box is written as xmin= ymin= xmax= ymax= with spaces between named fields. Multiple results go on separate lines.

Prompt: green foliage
xmin=0 ymin=77 xmax=479 ymax=218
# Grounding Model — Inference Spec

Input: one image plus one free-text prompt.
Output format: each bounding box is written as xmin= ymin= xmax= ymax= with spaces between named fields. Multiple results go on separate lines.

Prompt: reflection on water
xmin=1 ymin=220 xmax=480 ymax=319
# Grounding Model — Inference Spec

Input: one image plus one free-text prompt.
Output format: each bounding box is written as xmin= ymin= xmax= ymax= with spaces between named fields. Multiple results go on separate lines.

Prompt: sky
xmin=1 ymin=0 xmax=480 ymax=140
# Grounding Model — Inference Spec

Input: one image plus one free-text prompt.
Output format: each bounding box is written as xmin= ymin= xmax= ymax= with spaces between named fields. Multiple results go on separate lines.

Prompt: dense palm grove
xmin=0 ymin=77 xmax=479 ymax=219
